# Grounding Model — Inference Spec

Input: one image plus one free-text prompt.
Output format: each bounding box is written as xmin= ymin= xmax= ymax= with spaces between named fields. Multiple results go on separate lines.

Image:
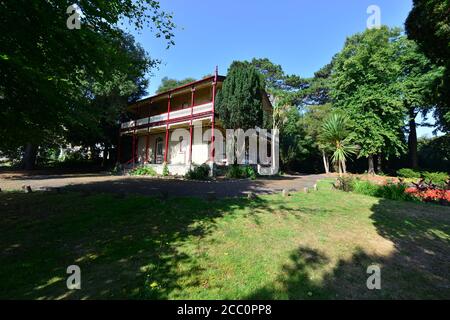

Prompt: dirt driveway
xmin=0 ymin=170 xmax=329 ymax=198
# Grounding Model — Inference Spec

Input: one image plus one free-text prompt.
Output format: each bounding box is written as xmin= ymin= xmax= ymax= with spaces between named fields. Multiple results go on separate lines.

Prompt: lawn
xmin=0 ymin=180 xmax=449 ymax=299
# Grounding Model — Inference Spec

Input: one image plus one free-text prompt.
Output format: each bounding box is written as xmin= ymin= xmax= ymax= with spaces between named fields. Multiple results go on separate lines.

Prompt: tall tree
xmin=332 ymin=27 xmax=408 ymax=174
xmin=65 ymin=32 xmax=152 ymax=166
xmin=250 ymin=58 xmax=335 ymax=172
xmin=406 ymin=0 xmax=450 ymax=132
xmin=0 ymin=0 xmax=175 ymax=169
xmin=215 ymin=61 xmax=264 ymax=130
xmin=394 ymin=37 xmax=444 ymax=169
xmin=156 ymin=77 xmax=196 ymax=93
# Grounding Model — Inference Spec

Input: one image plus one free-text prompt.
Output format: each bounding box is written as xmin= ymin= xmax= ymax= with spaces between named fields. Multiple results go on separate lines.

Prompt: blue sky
xmin=128 ymin=0 xmax=438 ymax=137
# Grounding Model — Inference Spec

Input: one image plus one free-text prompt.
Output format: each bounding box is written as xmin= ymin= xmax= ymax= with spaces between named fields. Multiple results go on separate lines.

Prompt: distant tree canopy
xmin=248 ymin=37 xmax=444 ymax=174
xmin=215 ymin=61 xmax=265 ymax=130
xmin=155 ymin=77 xmax=196 ymax=94
xmin=250 ymin=58 xmax=308 ymax=106
xmin=0 ymin=0 xmax=175 ymax=169
xmin=406 ymin=0 xmax=450 ymax=132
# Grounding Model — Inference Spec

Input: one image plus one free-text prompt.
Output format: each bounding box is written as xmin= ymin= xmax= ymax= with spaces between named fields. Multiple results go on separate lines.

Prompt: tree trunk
xmin=22 ymin=143 xmax=37 ymax=170
xmin=341 ymin=160 xmax=347 ymax=174
xmin=408 ymin=108 xmax=419 ymax=170
xmin=368 ymin=155 xmax=375 ymax=175
xmin=322 ymin=150 xmax=330 ymax=174
xmin=377 ymin=154 xmax=382 ymax=174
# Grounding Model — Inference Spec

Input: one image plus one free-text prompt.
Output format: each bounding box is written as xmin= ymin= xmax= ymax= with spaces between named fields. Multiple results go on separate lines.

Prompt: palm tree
xmin=320 ymin=114 xmax=358 ymax=175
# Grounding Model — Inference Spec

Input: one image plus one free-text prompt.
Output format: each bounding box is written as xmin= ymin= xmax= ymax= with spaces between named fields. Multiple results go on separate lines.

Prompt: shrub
xmin=377 ymin=183 xmax=414 ymax=202
xmin=333 ymin=175 xmax=355 ymax=192
xmin=397 ymin=169 xmax=449 ymax=187
xmin=397 ymin=168 xmax=421 ymax=179
xmin=352 ymin=180 xmax=379 ymax=197
xmin=162 ymin=162 xmax=169 ymax=176
xmin=422 ymin=171 xmax=449 ymax=187
xmin=130 ymin=166 xmax=157 ymax=176
xmin=226 ymin=165 xmax=241 ymax=179
xmin=185 ymin=164 xmax=210 ymax=180
xmin=337 ymin=178 xmax=416 ymax=202
xmin=226 ymin=165 xmax=257 ymax=180
xmin=242 ymin=166 xmax=257 ymax=180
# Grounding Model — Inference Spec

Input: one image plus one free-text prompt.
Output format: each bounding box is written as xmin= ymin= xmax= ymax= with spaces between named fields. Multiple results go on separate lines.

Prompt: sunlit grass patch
xmin=1 ymin=182 xmax=449 ymax=299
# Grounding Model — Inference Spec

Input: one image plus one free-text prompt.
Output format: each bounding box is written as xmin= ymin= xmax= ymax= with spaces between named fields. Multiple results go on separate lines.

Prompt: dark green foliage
xmin=331 ymin=27 xmax=408 ymax=163
xmin=0 ymin=0 xmax=174 ymax=168
xmin=225 ymin=165 xmax=257 ymax=180
xmin=279 ymin=107 xmax=314 ymax=170
xmin=250 ymin=57 xmax=326 ymax=107
xmin=250 ymin=58 xmax=285 ymax=91
xmin=156 ymin=77 xmax=196 ymax=93
xmin=397 ymin=168 xmax=421 ymax=179
xmin=393 ymin=36 xmax=444 ymax=169
xmin=185 ymin=164 xmax=210 ymax=180
xmin=406 ymin=0 xmax=450 ymax=65
xmin=375 ymin=183 xmax=415 ymax=202
xmin=406 ymin=0 xmax=450 ymax=132
xmin=418 ymin=135 xmax=450 ymax=172
xmin=215 ymin=61 xmax=264 ymax=130
xmin=294 ymin=61 xmax=334 ymax=106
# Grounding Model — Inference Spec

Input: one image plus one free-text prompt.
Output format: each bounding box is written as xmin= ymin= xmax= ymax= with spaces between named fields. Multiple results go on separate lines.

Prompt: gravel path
xmin=0 ymin=171 xmax=329 ymax=198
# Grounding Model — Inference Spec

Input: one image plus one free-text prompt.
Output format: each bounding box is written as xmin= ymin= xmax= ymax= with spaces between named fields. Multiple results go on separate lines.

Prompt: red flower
xmin=404 ymin=187 xmax=450 ymax=205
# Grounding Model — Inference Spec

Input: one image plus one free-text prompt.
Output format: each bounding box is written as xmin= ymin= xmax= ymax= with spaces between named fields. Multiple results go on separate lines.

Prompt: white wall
xmin=136 ymin=127 xmax=210 ymax=166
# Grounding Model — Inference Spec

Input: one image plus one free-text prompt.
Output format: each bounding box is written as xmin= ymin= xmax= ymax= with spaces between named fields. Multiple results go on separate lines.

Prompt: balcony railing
xmin=121 ymin=102 xmax=213 ymax=130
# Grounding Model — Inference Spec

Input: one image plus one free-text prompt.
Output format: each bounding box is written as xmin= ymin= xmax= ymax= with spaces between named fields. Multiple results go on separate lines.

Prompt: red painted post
xmin=133 ymin=106 xmax=139 ymax=168
xmin=145 ymin=134 xmax=149 ymax=163
xmin=189 ymin=86 xmax=195 ymax=164
xmin=210 ymin=66 xmax=218 ymax=162
xmin=145 ymin=101 xmax=151 ymax=163
xmin=164 ymin=94 xmax=171 ymax=163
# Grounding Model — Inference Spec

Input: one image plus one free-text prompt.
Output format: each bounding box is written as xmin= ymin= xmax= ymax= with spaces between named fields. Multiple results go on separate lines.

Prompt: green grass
xmin=0 ymin=180 xmax=449 ymax=299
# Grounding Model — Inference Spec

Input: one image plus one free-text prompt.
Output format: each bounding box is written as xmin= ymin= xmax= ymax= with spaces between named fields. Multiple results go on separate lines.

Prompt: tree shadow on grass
xmin=246 ymin=198 xmax=450 ymax=300
xmin=2 ymin=186 xmax=449 ymax=300
xmin=0 ymin=186 xmax=291 ymax=299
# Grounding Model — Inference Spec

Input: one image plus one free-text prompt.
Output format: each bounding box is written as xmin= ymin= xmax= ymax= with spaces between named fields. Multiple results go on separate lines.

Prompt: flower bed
xmin=335 ymin=174 xmax=450 ymax=206
xmin=405 ymin=187 xmax=450 ymax=206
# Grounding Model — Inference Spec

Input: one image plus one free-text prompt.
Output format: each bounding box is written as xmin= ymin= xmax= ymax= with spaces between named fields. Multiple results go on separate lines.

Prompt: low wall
xmin=146 ymin=164 xmax=190 ymax=176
